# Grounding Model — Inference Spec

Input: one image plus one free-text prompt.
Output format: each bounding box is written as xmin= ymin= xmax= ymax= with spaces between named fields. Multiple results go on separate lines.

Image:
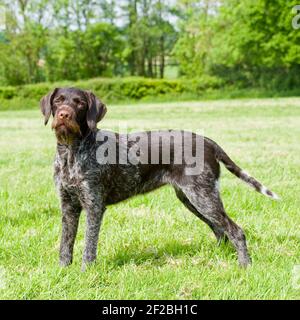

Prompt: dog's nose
xmin=58 ymin=110 xmax=70 ymax=120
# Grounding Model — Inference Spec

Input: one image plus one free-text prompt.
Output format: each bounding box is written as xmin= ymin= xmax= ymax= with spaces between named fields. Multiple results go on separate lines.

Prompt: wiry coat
xmin=41 ymin=88 xmax=279 ymax=269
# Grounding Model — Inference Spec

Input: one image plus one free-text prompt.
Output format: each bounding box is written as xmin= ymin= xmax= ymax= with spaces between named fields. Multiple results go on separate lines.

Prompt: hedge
xmin=0 ymin=76 xmax=224 ymax=110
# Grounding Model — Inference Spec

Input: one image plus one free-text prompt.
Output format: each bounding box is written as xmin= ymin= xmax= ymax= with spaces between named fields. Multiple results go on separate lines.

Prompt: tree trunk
xmin=154 ymin=56 xmax=157 ymax=78
xmin=159 ymin=35 xmax=165 ymax=78
xmin=147 ymin=57 xmax=153 ymax=77
xmin=128 ymin=0 xmax=138 ymax=76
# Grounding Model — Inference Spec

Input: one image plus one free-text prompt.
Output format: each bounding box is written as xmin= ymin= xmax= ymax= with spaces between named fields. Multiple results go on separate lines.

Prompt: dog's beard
xmin=52 ymin=118 xmax=82 ymax=145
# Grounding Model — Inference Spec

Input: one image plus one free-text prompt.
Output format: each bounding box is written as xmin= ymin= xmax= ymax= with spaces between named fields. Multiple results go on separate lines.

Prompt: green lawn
xmin=0 ymin=98 xmax=299 ymax=299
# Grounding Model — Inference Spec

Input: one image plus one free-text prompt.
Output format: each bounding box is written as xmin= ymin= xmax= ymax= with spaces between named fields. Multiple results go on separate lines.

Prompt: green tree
xmin=210 ymin=0 xmax=300 ymax=88
xmin=122 ymin=0 xmax=177 ymax=77
xmin=173 ymin=0 xmax=300 ymax=88
xmin=0 ymin=0 xmax=48 ymax=84
xmin=172 ymin=0 xmax=219 ymax=77
xmin=45 ymin=23 xmax=123 ymax=81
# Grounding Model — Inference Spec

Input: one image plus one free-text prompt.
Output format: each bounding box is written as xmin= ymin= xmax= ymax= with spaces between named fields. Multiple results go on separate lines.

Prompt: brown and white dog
xmin=40 ymin=87 xmax=279 ymax=269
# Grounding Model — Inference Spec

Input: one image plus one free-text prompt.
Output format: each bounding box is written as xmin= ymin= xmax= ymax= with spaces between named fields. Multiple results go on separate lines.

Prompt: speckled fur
xmin=41 ymin=88 xmax=279 ymax=269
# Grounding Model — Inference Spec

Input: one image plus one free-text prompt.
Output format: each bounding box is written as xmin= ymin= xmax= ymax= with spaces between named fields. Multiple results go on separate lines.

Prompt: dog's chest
xmin=55 ymin=152 xmax=85 ymax=189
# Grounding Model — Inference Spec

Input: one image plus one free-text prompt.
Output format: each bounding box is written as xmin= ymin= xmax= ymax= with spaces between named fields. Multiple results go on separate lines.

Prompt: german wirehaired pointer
xmin=40 ymin=87 xmax=279 ymax=269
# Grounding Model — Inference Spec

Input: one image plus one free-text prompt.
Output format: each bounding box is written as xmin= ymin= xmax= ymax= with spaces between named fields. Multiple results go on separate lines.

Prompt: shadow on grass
xmin=109 ymin=238 xmax=235 ymax=267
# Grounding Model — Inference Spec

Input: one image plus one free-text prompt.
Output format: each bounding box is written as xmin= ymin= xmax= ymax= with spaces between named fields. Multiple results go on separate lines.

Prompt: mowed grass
xmin=0 ymin=98 xmax=299 ymax=299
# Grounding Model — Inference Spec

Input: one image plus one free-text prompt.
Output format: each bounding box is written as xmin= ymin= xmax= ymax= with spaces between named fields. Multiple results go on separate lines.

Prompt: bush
xmin=0 ymin=76 xmax=224 ymax=110
xmin=0 ymin=86 xmax=17 ymax=99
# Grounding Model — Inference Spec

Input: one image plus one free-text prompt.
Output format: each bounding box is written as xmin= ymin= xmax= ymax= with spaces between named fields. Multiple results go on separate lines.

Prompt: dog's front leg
xmin=59 ymin=194 xmax=82 ymax=267
xmin=82 ymin=199 xmax=106 ymax=271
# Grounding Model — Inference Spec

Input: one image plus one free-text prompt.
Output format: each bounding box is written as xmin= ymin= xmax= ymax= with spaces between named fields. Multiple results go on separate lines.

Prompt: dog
xmin=40 ymin=87 xmax=279 ymax=269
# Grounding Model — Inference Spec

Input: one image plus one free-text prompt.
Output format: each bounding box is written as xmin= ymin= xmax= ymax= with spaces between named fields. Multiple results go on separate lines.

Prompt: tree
xmin=0 ymin=0 xmax=49 ymax=84
xmin=122 ymin=0 xmax=177 ymax=78
xmin=172 ymin=0 xmax=219 ymax=77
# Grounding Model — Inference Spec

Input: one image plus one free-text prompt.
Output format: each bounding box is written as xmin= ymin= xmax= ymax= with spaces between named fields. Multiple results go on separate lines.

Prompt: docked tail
xmin=211 ymin=140 xmax=280 ymax=200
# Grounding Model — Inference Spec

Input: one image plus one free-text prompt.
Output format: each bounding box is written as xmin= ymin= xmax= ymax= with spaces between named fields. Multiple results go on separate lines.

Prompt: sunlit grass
xmin=0 ymin=97 xmax=299 ymax=299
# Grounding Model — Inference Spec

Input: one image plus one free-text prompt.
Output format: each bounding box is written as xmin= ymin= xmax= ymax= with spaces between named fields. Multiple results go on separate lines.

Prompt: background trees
xmin=0 ymin=0 xmax=300 ymax=90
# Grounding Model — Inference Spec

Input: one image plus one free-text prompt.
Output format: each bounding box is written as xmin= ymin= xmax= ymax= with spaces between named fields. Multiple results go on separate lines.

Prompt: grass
xmin=0 ymin=97 xmax=299 ymax=299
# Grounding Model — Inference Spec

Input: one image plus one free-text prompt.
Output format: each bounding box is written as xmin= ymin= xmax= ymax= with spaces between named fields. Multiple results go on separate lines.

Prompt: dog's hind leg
xmin=174 ymin=187 xmax=228 ymax=244
xmin=178 ymin=184 xmax=251 ymax=267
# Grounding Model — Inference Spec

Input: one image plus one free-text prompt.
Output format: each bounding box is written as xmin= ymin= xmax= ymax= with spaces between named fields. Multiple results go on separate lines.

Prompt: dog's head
xmin=40 ymin=87 xmax=106 ymax=144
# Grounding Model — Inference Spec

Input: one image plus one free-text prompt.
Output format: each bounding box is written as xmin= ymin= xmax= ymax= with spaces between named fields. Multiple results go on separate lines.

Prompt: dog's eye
xmin=77 ymin=101 xmax=86 ymax=108
xmin=54 ymin=96 xmax=65 ymax=104
xmin=73 ymin=98 xmax=85 ymax=106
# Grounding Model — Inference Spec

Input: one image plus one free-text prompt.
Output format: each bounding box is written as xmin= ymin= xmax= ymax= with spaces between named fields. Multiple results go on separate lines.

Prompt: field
xmin=0 ymin=98 xmax=299 ymax=299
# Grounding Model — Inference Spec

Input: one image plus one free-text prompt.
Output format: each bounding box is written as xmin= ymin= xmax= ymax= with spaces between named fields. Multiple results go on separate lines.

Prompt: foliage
xmin=174 ymin=0 xmax=300 ymax=89
xmin=45 ymin=23 xmax=124 ymax=81
xmin=0 ymin=0 xmax=177 ymax=85
xmin=0 ymin=76 xmax=224 ymax=109
xmin=1 ymin=0 xmax=300 ymax=90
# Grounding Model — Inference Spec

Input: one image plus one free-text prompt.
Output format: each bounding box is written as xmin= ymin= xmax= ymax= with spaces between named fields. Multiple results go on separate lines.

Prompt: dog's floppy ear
xmin=85 ymin=91 xmax=107 ymax=131
xmin=40 ymin=88 xmax=59 ymax=125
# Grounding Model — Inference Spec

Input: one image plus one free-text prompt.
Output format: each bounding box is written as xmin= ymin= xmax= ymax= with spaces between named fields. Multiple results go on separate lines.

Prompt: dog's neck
xmin=56 ymin=130 xmax=95 ymax=157
xmin=57 ymin=139 xmax=80 ymax=153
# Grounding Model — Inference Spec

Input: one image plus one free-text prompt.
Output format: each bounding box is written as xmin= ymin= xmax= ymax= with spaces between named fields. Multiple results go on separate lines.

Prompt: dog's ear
xmin=85 ymin=91 xmax=107 ymax=131
xmin=40 ymin=88 xmax=59 ymax=125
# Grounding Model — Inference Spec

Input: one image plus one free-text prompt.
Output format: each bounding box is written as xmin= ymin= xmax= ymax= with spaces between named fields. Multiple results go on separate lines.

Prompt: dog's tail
xmin=209 ymin=139 xmax=280 ymax=200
